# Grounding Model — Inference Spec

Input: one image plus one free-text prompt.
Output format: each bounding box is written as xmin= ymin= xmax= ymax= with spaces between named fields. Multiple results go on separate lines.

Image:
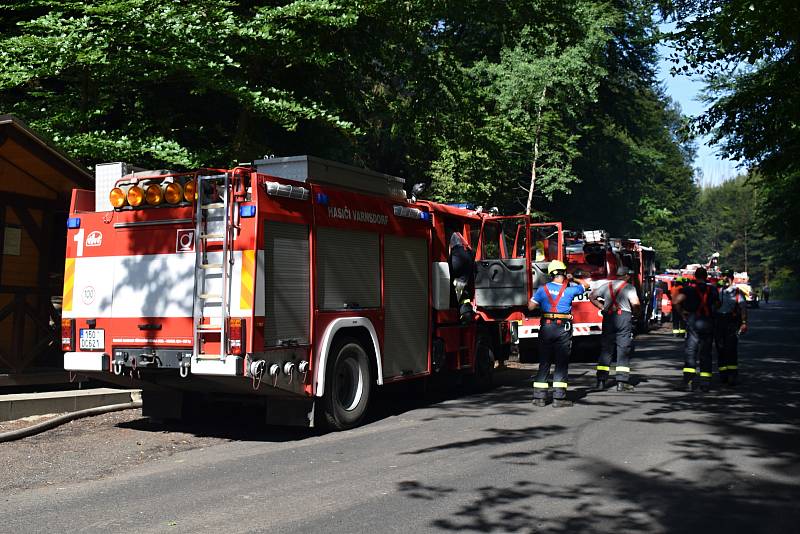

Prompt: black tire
xmin=469 ymin=336 xmax=495 ymax=391
xmin=320 ymin=336 xmax=372 ymax=430
xmin=518 ymin=338 xmax=538 ymax=363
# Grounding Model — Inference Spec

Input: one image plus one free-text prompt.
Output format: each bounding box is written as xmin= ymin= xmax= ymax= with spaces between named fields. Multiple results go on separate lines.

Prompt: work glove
xmin=738 ymin=323 xmax=748 ymax=335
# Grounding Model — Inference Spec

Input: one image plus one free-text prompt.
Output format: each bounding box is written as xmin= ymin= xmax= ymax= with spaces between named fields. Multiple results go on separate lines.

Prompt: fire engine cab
xmin=62 ymin=156 xmax=515 ymax=429
xmin=516 ymin=228 xmax=610 ymax=351
xmin=516 ymin=228 xmax=659 ymax=357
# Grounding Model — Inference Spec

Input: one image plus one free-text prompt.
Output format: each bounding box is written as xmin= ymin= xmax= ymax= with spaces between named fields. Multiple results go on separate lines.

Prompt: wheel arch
xmin=315 ymin=317 xmax=383 ymax=398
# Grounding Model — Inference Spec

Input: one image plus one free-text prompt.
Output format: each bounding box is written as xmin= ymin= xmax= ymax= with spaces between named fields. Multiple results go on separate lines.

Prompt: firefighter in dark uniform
xmin=670 ymin=277 xmax=687 ymax=336
xmin=448 ymin=232 xmax=475 ymax=323
xmin=715 ymin=269 xmax=748 ymax=386
xmin=590 ymin=266 xmax=641 ymax=392
xmin=673 ymin=267 xmax=720 ymax=392
xmin=528 ymin=260 xmax=590 ymax=407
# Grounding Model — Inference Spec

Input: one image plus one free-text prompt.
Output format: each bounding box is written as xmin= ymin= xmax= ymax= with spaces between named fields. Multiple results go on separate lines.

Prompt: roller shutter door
xmin=263 ymin=221 xmax=310 ymax=347
xmin=383 ymin=235 xmax=429 ymax=378
xmin=315 ymin=227 xmax=380 ymax=310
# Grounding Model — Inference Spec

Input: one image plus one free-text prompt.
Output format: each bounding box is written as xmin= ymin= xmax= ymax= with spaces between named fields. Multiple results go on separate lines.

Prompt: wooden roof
xmin=0 ymin=115 xmax=93 ymax=199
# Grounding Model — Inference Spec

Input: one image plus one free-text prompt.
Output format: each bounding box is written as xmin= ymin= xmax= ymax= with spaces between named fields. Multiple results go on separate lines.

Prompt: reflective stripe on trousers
xmin=685 ymin=314 xmax=713 ymax=381
xmin=533 ymin=322 xmax=572 ymax=400
xmin=597 ymin=311 xmax=633 ymax=382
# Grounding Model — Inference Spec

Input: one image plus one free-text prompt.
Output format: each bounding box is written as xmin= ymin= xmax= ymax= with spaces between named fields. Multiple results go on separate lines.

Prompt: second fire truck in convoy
xmin=62 ymin=156 xmax=537 ymax=429
xmin=516 ymin=228 xmax=659 ymax=358
xmin=516 ymin=228 xmax=605 ymax=351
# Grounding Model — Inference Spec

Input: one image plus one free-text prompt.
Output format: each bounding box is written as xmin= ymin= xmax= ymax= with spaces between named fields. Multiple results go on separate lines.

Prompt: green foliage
xmin=661 ymin=0 xmax=800 ymax=286
xmin=546 ymin=1 xmax=700 ymax=268
xmin=427 ymin=0 xmax=616 ymax=210
xmin=0 ymin=0 xmax=360 ymax=168
xmin=691 ymin=174 xmax=799 ymax=298
xmin=770 ymin=266 xmax=800 ymax=300
xmin=0 ymin=0 xmax=703 ymax=273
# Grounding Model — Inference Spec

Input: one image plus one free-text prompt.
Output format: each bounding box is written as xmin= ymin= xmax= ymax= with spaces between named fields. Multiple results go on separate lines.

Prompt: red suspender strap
xmin=544 ymin=282 xmax=569 ymax=312
xmin=608 ymin=281 xmax=627 ymax=314
xmin=697 ymin=285 xmax=710 ymax=316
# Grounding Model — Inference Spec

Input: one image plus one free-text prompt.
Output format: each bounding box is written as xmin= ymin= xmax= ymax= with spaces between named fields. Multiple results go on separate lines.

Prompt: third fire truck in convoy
xmin=62 ymin=156 xmax=538 ymax=429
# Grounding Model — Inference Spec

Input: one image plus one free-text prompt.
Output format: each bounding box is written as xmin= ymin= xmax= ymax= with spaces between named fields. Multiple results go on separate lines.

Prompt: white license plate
xmin=79 ymin=329 xmax=105 ymax=350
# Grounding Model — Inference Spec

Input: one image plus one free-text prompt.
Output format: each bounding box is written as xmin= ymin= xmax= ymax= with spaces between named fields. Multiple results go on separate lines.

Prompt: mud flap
xmin=265 ymin=397 xmax=315 ymax=427
xmin=142 ymin=389 xmax=184 ymax=420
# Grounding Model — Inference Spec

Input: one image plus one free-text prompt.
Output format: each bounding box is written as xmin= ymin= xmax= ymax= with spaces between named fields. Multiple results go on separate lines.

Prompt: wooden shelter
xmin=0 ymin=115 xmax=92 ymax=382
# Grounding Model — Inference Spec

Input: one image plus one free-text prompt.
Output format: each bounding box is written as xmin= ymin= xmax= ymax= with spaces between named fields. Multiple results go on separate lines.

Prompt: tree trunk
xmin=525 ymin=85 xmax=547 ymax=216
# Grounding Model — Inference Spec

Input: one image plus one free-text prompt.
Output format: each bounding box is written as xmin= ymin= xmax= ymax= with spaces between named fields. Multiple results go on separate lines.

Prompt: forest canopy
xmin=0 ymin=0 xmax=795 ymax=294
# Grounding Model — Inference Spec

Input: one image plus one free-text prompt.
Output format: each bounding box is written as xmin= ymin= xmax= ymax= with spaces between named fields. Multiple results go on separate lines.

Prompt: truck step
xmin=196 ymin=326 xmax=222 ymax=332
xmin=199 ymin=233 xmax=224 ymax=240
xmin=200 ymin=263 xmax=224 ymax=269
xmin=199 ymin=293 xmax=222 ymax=301
xmin=196 ymin=354 xmax=225 ymax=360
xmin=201 ymin=202 xmax=225 ymax=209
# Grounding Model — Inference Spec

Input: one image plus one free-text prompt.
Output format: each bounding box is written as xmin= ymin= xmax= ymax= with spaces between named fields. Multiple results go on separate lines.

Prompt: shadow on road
xmin=393 ymin=302 xmax=800 ymax=533
xmin=395 ymin=456 xmax=799 ymax=533
xmin=114 ymin=367 xmax=540 ymax=441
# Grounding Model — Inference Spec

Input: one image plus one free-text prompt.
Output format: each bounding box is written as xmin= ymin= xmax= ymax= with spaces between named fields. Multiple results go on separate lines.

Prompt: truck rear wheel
xmin=320 ymin=337 xmax=372 ymax=430
xmin=468 ymin=336 xmax=495 ymax=391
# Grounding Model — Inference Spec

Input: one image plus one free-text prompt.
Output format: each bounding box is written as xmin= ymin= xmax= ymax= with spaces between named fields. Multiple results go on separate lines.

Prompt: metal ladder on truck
xmin=192 ymin=173 xmax=234 ymax=362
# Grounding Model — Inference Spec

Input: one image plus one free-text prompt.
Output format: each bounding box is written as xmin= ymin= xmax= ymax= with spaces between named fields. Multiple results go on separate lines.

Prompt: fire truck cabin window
xmin=531 ymin=225 xmax=559 ymax=262
xmin=468 ymin=222 xmax=481 ymax=251
xmin=502 ymin=218 xmax=527 ymax=259
xmin=482 ymin=221 xmax=502 ymax=259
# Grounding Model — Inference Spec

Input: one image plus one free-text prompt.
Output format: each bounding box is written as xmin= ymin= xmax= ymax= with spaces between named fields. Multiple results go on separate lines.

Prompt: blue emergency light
xmin=66 ymin=217 xmax=81 ymax=229
xmin=239 ymin=205 xmax=256 ymax=218
xmin=315 ymin=192 xmax=329 ymax=205
xmin=419 ymin=212 xmax=431 ymax=222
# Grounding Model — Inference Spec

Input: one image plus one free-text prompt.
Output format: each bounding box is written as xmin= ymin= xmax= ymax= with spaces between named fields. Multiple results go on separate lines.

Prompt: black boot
xmin=532 ymin=398 xmax=547 ymax=407
xmin=552 ymin=398 xmax=574 ymax=408
xmin=595 ymin=379 xmax=607 ymax=391
xmin=617 ymin=382 xmax=635 ymax=392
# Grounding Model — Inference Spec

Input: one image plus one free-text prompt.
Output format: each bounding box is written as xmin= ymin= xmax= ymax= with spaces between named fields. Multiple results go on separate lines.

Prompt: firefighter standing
xmin=670 ymin=278 xmax=687 ymax=336
xmin=528 ymin=260 xmax=590 ymax=407
xmin=590 ymin=266 xmax=641 ymax=392
xmin=715 ymin=270 xmax=748 ymax=386
xmin=673 ymin=267 xmax=720 ymax=392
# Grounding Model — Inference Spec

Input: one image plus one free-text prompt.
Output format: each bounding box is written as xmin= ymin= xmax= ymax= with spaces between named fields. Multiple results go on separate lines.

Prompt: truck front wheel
xmin=320 ymin=337 xmax=372 ymax=430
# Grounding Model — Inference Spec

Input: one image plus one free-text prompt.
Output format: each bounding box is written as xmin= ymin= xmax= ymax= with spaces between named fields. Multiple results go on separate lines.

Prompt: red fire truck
xmin=516 ymin=228 xmax=608 ymax=356
xmin=614 ymin=238 xmax=657 ymax=332
xmin=516 ymin=229 xmax=659 ymax=357
xmin=61 ymin=156 xmax=518 ymax=429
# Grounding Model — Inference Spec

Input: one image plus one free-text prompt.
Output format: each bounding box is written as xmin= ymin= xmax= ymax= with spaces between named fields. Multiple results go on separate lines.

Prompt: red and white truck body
xmin=517 ymin=228 xmax=613 ymax=342
xmin=62 ymin=156 xmax=511 ymax=428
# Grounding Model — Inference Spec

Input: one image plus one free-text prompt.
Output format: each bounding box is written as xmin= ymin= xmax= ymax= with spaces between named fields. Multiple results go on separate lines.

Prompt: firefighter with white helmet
xmin=590 ymin=265 xmax=641 ymax=391
xmin=528 ymin=259 xmax=590 ymax=407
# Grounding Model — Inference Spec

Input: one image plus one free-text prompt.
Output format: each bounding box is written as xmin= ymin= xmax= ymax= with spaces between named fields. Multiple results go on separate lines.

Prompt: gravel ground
xmin=0 ymin=409 xmax=231 ymax=493
xmin=0 ymin=329 xmax=637 ymax=496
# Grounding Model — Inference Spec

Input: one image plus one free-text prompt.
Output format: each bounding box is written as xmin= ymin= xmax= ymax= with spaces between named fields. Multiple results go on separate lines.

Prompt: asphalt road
xmin=2 ymin=302 xmax=799 ymax=533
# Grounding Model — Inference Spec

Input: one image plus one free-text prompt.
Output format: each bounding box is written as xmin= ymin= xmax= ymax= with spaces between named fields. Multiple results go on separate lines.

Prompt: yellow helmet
xmin=548 ymin=260 xmax=567 ymax=275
